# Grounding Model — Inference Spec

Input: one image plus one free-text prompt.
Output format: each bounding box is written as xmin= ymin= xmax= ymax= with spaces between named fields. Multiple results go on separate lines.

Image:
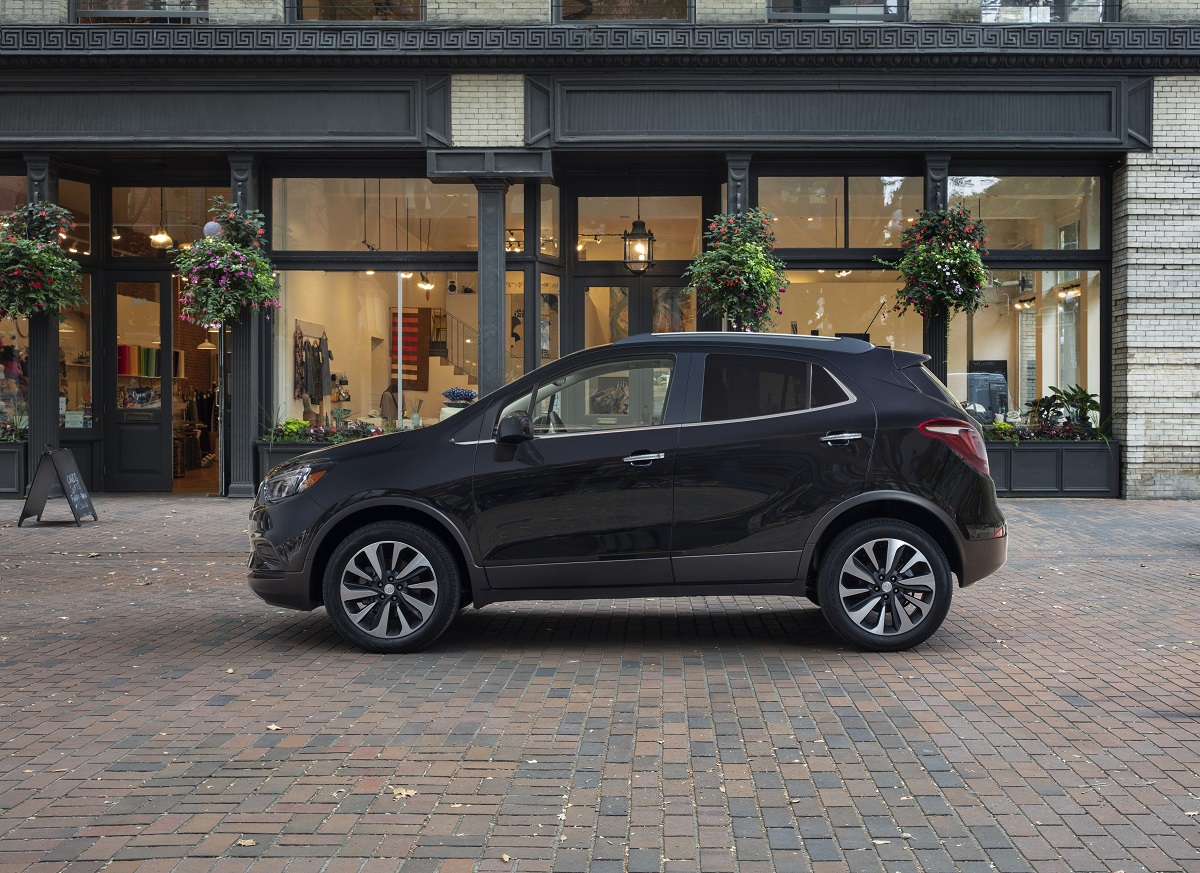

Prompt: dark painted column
xmin=923 ymin=153 xmax=951 ymax=384
xmin=475 ymin=178 xmax=510 ymax=397
xmin=24 ymin=154 xmax=60 ymax=489
xmin=726 ymin=153 xmax=751 ymax=214
xmin=225 ymin=154 xmax=263 ymax=497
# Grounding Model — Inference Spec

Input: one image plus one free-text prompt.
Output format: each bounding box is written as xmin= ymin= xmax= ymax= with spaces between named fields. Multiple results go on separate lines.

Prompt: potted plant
xmin=173 ymin=195 xmax=279 ymax=327
xmin=256 ymin=415 xmax=387 ymax=481
xmin=0 ymin=404 xmax=29 ymax=497
xmin=0 ymin=202 xmax=86 ymax=321
xmin=877 ymin=203 xmax=990 ymax=360
xmin=982 ymin=384 xmax=1119 ymax=497
xmin=682 ymin=208 xmax=789 ymax=332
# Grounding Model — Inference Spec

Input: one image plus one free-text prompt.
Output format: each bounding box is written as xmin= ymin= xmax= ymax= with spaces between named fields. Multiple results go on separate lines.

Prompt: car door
xmin=671 ymin=351 xmax=876 ymax=584
xmin=472 ymin=352 xmax=684 ymax=591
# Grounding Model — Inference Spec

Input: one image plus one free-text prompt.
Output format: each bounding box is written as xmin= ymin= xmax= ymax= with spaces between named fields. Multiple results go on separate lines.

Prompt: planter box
xmin=0 ymin=441 xmax=28 ymax=497
xmin=986 ymin=440 xmax=1120 ymax=498
xmin=255 ymin=441 xmax=332 ymax=485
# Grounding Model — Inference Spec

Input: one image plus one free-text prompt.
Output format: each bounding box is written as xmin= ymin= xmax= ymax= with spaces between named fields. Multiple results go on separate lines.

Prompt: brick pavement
xmin=0 ymin=495 xmax=1198 ymax=873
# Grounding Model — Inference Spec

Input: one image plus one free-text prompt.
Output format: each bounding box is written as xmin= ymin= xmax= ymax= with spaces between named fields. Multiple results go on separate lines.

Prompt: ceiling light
xmin=197 ymin=339 xmax=217 ymax=350
xmin=111 ymin=226 xmax=121 ymax=241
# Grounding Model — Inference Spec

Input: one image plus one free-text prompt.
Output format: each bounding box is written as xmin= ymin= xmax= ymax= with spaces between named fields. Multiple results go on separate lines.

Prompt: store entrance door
xmin=576 ymin=277 xmax=696 ymax=349
xmin=103 ymin=273 xmax=174 ymax=492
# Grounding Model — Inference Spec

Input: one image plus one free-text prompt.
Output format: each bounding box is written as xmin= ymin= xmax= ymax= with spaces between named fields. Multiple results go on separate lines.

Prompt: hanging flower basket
xmin=0 ymin=202 xmax=85 ymax=321
xmin=173 ymin=195 xmax=280 ymax=326
xmin=877 ymin=203 xmax=991 ymax=319
xmin=682 ymin=208 xmax=789 ymax=332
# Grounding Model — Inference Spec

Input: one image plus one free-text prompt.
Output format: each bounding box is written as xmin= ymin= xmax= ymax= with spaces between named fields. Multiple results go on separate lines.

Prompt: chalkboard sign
xmin=18 ymin=447 xmax=98 ymax=527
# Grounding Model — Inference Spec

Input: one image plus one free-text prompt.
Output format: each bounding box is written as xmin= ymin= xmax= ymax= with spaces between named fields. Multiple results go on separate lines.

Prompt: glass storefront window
xmin=112 ymin=186 xmax=230 ymax=258
xmin=540 ymin=274 xmax=561 ymax=364
xmin=760 ymin=177 xmax=843 ymax=248
xmin=576 ymin=196 xmax=701 ymax=262
xmin=770 ymin=270 xmax=923 ymax=352
xmin=848 ymin=176 xmax=923 ymax=248
xmin=948 ymin=176 xmax=1100 ymax=250
xmin=556 ymin=0 xmax=689 ymax=21
xmin=272 ymin=178 xmax=478 ymax=252
xmin=584 ymin=285 xmax=630 ymax=348
xmin=948 ymin=269 xmax=1102 ymax=426
xmin=295 ymin=0 xmax=421 ymax=21
xmin=507 ymin=271 xmax=524 ymax=383
xmin=116 ymin=281 xmax=163 ymax=410
xmin=506 ymin=185 xmax=526 ymax=254
xmin=0 ymin=176 xmax=24 ymax=212
xmin=0 ymin=314 xmax=29 ymax=430
xmin=540 ymin=185 xmax=560 ymax=257
xmin=60 ymin=179 xmax=92 ymax=257
xmin=60 ymin=276 xmax=93 ymax=428
xmin=652 ymin=286 xmax=696 ymax=334
xmin=276 ymin=270 xmax=480 ymax=431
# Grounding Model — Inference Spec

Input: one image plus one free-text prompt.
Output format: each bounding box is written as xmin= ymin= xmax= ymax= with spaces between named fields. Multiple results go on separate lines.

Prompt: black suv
xmin=248 ymin=333 xmax=1006 ymax=653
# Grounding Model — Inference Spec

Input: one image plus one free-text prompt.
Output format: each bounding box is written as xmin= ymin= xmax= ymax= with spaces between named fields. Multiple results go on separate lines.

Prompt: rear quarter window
xmin=701 ymin=353 xmax=850 ymax=422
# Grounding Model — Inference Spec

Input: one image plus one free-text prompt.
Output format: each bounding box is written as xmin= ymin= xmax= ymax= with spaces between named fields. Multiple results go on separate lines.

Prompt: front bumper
xmin=247 ymin=492 xmax=327 ymax=611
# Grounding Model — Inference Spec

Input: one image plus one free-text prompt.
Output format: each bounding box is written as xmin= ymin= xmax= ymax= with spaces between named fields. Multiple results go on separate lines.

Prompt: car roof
xmin=613 ymin=331 xmax=876 ymax=355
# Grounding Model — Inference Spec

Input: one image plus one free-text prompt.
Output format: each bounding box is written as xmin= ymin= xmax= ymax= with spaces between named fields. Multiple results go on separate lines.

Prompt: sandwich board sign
xmin=18 ymin=447 xmax=98 ymax=527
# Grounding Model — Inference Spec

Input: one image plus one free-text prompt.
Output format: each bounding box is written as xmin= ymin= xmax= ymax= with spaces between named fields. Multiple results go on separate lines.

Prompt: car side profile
xmin=248 ymin=333 xmax=1007 ymax=653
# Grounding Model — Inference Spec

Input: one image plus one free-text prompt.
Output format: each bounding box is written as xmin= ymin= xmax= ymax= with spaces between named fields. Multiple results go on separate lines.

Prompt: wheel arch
xmin=800 ymin=492 xmax=965 ymax=599
xmin=305 ymin=498 xmax=480 ymax=609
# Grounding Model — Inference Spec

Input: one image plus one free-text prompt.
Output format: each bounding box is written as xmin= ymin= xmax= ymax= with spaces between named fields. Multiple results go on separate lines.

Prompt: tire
xmin=322 ymin=521 xmax=461 ymax=654
xmin=817 ymin=519 xmax=952 ymax=652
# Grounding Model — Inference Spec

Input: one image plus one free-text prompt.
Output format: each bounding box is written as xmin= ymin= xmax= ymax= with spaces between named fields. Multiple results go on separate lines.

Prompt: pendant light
xmin=149 ymin=184 xmax=172 ymax=249
xmin=623 ymin=170 xmax=655 ymax=275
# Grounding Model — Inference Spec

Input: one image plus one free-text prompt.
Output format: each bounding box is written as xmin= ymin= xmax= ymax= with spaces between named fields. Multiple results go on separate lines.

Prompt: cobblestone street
xmin=0 ymin=496 xmax=1198 ymax=873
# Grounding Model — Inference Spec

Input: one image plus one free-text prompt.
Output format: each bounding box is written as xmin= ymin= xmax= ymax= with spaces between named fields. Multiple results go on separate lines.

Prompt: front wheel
xmin=323 ymin=521 xmax=461 ymax=653
xmin=817 ymin=520 xmax=952 ymax=652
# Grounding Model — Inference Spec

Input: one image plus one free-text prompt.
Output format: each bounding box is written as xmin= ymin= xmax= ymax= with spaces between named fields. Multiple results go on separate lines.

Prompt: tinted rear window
xmin=701 ymin=354 xmax=849 ymax=422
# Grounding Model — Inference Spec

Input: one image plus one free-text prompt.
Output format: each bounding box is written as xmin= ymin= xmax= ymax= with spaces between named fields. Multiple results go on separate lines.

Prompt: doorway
xmin=102 ymin=273 xmax=221 ymax=493
xmin=577 ymin=277 xmax=696 ymax=349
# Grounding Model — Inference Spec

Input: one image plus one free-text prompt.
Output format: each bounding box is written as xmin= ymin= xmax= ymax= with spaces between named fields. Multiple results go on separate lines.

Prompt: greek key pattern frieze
xmin=3 ymin=24 xmax=1200 ymax=70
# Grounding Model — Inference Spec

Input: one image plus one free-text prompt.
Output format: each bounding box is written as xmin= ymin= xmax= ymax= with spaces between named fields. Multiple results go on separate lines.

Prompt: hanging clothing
xmin=293 ymin=324 xmax=306 ymax=400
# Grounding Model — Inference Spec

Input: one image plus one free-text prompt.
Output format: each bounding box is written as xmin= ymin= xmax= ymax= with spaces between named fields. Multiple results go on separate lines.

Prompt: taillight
xmin=918 ymin=418 xmax=991 ymax=476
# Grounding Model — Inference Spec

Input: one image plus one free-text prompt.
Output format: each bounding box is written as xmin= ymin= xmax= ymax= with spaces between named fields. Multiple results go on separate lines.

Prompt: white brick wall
xmin=451 ymin=74 xmax=525 ymax=148
xmin=209 ymin=0 xmax=284 ymax=24
xmin=1121 ymin=0 xmax=1200 ymax=22
xmin=1111 ymin=76 xmax=1200 ymax=498
xmin=427 ymin=0 xmax=546 ymax=24
xmin=909 ymin=0 xmax=980 ymax=22
xmin=0 ymin=0 xmax=68 ymax=23
xmin=698 ymin=0 xmax=763 ymax=23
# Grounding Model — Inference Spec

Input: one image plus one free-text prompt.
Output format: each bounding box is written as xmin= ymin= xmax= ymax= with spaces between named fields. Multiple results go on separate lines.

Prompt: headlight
xmin=259 ymin=462 xmax=329 ymax=504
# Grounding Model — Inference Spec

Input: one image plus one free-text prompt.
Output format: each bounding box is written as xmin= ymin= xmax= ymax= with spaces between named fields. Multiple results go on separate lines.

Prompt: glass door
xmin=578 ymin=278 xmax=695 ymax=350
xmin=104 ymin=274 xmax=173 ymax=491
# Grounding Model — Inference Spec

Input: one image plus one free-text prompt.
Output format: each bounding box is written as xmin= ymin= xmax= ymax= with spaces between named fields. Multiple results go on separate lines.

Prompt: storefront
xmin=0 ymin=34 xmax=1150 ymax=498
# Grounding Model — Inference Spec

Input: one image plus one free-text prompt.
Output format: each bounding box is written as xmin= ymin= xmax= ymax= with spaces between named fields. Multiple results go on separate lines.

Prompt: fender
xmin=301 ymin=492 xmax=490 ymax=597
xmin=798 ymin=489 xmax=966 ymax=581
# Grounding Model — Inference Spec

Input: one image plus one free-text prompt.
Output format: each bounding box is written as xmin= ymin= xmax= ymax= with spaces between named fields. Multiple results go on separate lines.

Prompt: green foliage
xmin=877 ymin=203 xmax=990 ymax=320
xmin=173 ymin=196 xmax=279 ymax=327
xmin=1049 ymin=383 xmax=1101 ymax=425
xmin=0 ymin=202 xmax=85 ymax=320
xmin=682 ymin=208 xmax=789 ymax=332
xmin=261 ymin=416 xmax=382 ymax=445
xmin=0 ymin=404 xmax=28 ymax=443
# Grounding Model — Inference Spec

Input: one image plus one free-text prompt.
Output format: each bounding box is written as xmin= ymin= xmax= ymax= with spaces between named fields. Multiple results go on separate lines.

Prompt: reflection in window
xmin=584 ymin=285 xmax=629 ymax=349
xmin=557 ymin=0 xmax=688 ymax=21
xmin=60 ymin=179 xmax=92 ymax=258
xmin=275 ymin=271 xmax=480 ymax=431
xmin=505 ymin=185 xmax=525 ymax=254
xmin=507 ymin=271 xmax=524 ymax=383
xmin=948 ymin=269 xmax=1101 ymax=427
xmin=273 ymin=178 xmax=478 ymax=252
xmin=116 ymin=282 xmax=163 ymax=410
xmin=760 ymin=176 xmax=923 ymax=249
xmin=75 ymin=0 xmax=209 ymax=23
xmin=540 ymin=185 xmax=560 ymax=257
xmin=0 ymin=315 xmax=29 ymax=429
xmin=533 ymin=358 xmax=674 ymax=433
xmin=767 ymin=0 xmax=907 ymax=21
xmin=60 ymin=276 xmax=93 ymax=428
xmin=577 ymin=196 xmax=701 ymax=262
xmin=981 ymin=0 xmax=1111 ymax=22
xmin=540 ymin=274 xmax=561 ymax=364
xmin=848 ymin=176 xmax=922 ymax=248
xmin=769 ymin=270 xmax=922 ymax=352
xmin=948 ymin=176 xmax=1099 ymax=251
xmin=295 ymin=0 xmax=420 ymax=20
xmin=112 ymin=187 xmax=230 ymax=259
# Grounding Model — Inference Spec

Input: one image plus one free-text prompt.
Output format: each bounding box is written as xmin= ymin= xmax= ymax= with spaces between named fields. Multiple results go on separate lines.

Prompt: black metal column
xmin=24 ymin=154 xmax=60 ymax=489
xmin=726 ymin=153 xmax=751 ymax=214
xmin=225 ymin=153 xmax=263 ymax=497
xmin=923 ymin=153 xmax=951 ymax=383
xmin=475 ymin=178 xmax=510 ymax=397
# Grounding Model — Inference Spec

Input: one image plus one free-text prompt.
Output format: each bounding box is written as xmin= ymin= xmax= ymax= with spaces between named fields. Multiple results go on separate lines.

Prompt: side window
xmin=531 ymin=357 xmax=674 ymax=435
xmin=701 ymin=354 xmax=848 ymax=422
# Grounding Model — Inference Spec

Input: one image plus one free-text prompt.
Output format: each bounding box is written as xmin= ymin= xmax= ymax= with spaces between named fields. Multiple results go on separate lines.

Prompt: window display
xmin=759 ymin=176 xmax=923 ymax=249
xmin=769 ymin=270 xmax=923 ymax=351
xmin=59 ymin=277 xmax=93 ymax=428
xmin=948 ymin=176 xmax=1099 ymax=251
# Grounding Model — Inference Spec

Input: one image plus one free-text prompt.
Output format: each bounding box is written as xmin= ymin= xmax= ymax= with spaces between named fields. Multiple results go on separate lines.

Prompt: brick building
xmin=0 ymin=0 xmax=1197 ymax=498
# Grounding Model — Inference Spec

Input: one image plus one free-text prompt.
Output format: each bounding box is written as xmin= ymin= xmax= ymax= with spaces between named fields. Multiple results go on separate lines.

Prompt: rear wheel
xmin=322 ymin=521 xmax=460 ymax=653
xmin=817 ymin=520 xmax=952 ymax=652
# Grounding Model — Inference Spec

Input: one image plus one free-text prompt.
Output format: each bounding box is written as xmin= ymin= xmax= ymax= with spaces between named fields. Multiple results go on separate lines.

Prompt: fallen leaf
xmin=872 ymin=839 xmax=890 ymax=844
xmin=266 ymin=724 xmax=282 ymax=731
xmin=236 ymin=838 xmax=257 ymax=847
xmin=386 ymin=785 xmax=416 ymax=798
xmin=502 ymin=855 xmax=511 ymax=862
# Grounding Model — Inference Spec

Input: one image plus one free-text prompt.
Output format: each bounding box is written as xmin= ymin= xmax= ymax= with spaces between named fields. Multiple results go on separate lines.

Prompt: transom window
xmin=554 ymin=0 xmax=690 ymax=23
xmin=294 ymin=0 xmax=421 ymax=21
xmin=73 ymin=0 xmax=208 ymax=22
xmin=767 ymin=0 xmax=908 ymax=22
xmin=980 ymin=0 xmax=1118 ymax=22
xmin=701 ymin=355 xmax=849 ymax=423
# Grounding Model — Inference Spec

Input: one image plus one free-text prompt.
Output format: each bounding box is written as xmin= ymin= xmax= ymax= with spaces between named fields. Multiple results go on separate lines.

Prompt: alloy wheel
xmin=836 ymin=536 xmax=937 ymax=637
xmin=337 ymin=539 xmax=440 ymax=640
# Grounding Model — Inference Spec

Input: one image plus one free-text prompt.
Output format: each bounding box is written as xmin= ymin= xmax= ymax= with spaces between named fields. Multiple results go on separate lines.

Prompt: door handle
xmin=820 ymin=432 xmax=863 ymax=445
xmin=623 ymin=452 xmax=665 ymax=466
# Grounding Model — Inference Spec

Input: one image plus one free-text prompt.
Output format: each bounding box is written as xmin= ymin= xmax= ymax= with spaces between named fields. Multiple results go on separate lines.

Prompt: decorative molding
xmin=427 ymin=149 xmax=552 ymax=179
xmin=4 ymin=25 xmax=1200 ymax=72
xmin=726 ymin=152 xmax=750 ymax=214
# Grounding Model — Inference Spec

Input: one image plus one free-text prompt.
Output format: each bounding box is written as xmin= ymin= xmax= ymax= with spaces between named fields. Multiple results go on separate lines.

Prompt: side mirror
xmin=496 ymin=410 xmax=534 ymax=445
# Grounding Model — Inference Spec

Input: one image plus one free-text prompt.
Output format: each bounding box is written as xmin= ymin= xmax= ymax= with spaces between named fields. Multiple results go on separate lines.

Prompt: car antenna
xmin=862 ymin=299 xmax=886 ymax=336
